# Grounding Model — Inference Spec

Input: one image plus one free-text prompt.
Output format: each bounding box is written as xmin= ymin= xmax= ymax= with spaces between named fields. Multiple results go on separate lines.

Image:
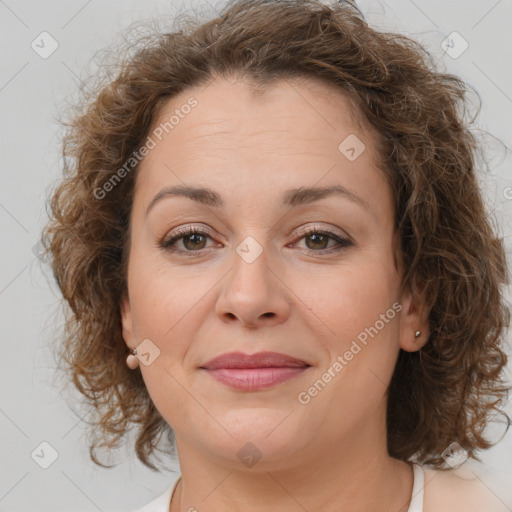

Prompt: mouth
xmin=199 ymin=351 xmax=311 ymax=391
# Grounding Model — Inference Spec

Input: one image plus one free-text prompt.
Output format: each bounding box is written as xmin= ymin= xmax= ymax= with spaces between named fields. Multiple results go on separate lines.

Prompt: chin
xmin=197 ymin=408 xmax=316 ymax=470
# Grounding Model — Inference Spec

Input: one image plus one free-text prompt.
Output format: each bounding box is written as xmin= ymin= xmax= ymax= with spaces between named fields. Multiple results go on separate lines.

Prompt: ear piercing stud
xmin=126 ymin=348 xmax=139 ymax=370
xmin=127 ymin=332 xmax=423 ymax=368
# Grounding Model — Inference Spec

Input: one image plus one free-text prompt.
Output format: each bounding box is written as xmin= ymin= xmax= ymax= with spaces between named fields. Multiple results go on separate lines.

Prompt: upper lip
xmin=200 ymin=351 xmax=310 ymax=370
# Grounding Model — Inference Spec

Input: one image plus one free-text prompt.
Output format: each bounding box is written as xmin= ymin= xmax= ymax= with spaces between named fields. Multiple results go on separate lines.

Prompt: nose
xmin=215 ymin=240 xmax=291 ymax=329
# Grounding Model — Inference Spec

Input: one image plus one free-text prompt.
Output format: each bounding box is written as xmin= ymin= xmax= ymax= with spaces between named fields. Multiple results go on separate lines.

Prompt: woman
xmin=42 ymin=0 xmax=511 ymax=510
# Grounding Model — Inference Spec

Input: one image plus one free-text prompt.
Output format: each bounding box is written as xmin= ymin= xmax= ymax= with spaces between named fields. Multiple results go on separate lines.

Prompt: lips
xmin=200 ymin=351 xmax=311 ymax=391
xmin=200 ymin=351 xmax=310 ymax=370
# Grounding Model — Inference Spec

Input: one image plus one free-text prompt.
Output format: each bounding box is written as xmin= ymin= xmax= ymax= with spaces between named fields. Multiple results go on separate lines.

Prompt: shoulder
xmin=423 ymin=466 xmax=511 ymax=512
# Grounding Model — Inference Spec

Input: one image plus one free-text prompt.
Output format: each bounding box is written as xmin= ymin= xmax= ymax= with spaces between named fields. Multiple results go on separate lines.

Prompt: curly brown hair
xmin=42 ymin=0 xmax=511 ymax=472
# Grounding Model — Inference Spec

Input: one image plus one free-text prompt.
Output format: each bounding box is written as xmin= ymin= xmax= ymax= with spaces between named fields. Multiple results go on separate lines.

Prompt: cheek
xmin=299 ymin=258 xmax=398 ymax=343
xmin=126 ymin=250 xmax=174 ymax=340
xmin=296 ymin=269 xmax=400 ymax=432
xmin=126 ymin=258 xmax=208 ymax=425
xmin=127 ymin=252 xmax=218 ymax=359
xmin=300 ymin=257 xmax=401 ymax=394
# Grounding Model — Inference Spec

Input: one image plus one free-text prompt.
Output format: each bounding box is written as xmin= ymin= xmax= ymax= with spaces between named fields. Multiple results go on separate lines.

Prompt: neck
xmin=170 ymin=408 xmax=414 ymax=512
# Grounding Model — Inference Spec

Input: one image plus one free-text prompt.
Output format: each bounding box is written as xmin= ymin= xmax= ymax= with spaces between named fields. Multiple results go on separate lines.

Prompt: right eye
xmin=160 ymin=226 xmax=220 ymax=256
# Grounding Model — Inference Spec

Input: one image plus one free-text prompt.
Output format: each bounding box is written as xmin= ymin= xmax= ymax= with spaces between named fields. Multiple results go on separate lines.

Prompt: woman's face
xmin=121 ymin=76 xmax=427 ymax=469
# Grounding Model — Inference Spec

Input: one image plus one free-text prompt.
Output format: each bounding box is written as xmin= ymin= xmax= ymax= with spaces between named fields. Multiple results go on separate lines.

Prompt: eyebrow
xmin=145 ymin=184 xmax=369 ymax=216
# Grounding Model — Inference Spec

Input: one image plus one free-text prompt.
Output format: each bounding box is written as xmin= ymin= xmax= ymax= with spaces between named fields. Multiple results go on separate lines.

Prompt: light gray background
xmin=1 ymin=0 xmax=511 ymax=510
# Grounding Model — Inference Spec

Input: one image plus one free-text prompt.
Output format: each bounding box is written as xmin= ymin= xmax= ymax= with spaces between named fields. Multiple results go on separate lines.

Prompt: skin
xmin=120 ymin=75 xmax=433 ymax=512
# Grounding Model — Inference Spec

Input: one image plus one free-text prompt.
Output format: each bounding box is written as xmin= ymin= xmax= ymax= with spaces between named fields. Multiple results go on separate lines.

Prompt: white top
xmin=409 ymin=463 xmax=425 ymax=512
xmin=132 ymin=474 xmax=181 ymax=512
xmin=131 ymin=463 xmax=425 ymax=512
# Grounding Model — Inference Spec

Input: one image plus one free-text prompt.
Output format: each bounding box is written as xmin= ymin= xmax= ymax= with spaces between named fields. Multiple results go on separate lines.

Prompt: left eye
xmin=160 ymin=226 xmax=352 ymax=256
xmin=295 ymin=230 xmax=351 ymax=251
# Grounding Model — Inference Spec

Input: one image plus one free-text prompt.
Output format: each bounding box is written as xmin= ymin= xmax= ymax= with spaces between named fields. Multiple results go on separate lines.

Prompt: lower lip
xmin=202 ymin=367 xmax=309 ymax=390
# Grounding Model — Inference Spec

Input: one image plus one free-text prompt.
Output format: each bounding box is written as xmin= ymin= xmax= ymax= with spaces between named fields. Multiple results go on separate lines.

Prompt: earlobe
xmin=120 ymin=297 xmax=134 ymax=346
xmin=398 ymin=285 xmax=430 ymax=353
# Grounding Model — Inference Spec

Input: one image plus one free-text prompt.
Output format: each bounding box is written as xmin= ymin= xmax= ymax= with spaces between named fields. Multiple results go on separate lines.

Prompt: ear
xmin=120 ymin=296 xmax=135 ymax=347
xmin=398 ymin=281 xmax=430 ymax=352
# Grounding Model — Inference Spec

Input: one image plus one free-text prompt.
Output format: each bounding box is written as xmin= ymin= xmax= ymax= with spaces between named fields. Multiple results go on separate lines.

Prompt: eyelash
xmin=159 ymin=225 xmax=353 ymax=257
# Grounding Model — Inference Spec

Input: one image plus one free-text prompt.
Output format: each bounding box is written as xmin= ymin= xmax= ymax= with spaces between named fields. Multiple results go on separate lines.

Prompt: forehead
xmin=133 ymin=76 xmax=390 ymax=216
xmin=150 ymin=75 xmax=372 ymax=150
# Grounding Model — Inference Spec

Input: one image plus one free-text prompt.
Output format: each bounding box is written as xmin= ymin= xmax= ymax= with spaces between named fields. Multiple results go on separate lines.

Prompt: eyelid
xmin=161 ymin=223 xmax=349 ymax=243
xmin=160 ymin=222 xmax=353 ymax=255
xmin=293 ymin=223 xmax=351 ymax=242
xmin=160 ymin=224 xmax=216 ymax=247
